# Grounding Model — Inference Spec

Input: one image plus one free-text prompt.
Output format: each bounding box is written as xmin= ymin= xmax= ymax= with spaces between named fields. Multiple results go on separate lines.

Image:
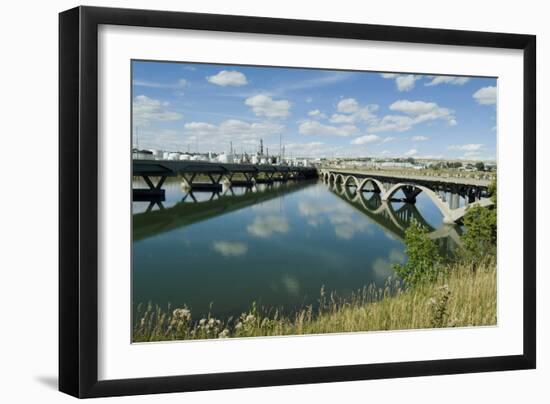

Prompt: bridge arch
xmin=334 ymin=174 xmax=345 ymax=184
xmin=358 ymin=177 xmax=386 ymax=194
xmin=343 ymin=175 xmax=360 ymax=188
xmin=383 ymin=182 xmax=455 ymax=223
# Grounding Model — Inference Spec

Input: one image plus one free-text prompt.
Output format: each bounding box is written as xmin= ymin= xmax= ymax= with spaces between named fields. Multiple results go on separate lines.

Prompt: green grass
xmin=133 ymin=257 xmax=496 ymax=342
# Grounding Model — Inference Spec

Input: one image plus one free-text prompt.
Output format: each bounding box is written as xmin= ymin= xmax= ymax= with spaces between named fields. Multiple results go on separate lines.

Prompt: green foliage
xmin=461 ymin=177 xmax=497 ymax=261
xmin=475 ymin=161 xmax=485 ymax=171
xmin=393 ymin=220 xmax=442 ymax=286
xmin=447 ymin=161 xmax=463 ymax=169
xmin=488 ymin=177 xmax=497 ymax=204
xmin=461 ymin=205 xmax=497 ymax=260
xmin=428 ymin=284 xmax=451 ymax=328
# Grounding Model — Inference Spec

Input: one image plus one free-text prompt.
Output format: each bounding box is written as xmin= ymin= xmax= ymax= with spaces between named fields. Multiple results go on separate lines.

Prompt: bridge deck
xmin=324 ymin=169 xmax=492 ymax=188
xmin=134 ymin=159 xmax=318 ymax=177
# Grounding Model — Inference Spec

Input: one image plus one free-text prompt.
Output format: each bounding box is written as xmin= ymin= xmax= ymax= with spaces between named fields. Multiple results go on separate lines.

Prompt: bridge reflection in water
xmin=133 ymin=176 xmax=462 ymax=256
xmin=132 ymin=178 xmax=314 ymax=242
xmin=323 ymin=177 xmax=463 ymax=255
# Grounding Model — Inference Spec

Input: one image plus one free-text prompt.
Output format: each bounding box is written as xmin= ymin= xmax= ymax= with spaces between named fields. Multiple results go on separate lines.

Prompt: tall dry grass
xmin=133 ymin=257 xmax=496 ymax=342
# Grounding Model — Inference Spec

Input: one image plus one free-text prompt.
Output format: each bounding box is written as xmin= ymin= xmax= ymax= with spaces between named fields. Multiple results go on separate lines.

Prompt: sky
xmin=132 ymin=60 xmax=497 ymax=161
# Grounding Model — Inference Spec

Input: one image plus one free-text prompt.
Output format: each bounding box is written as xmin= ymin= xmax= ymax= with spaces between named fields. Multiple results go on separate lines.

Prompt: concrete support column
xmin=450 ymin=193 xmax=460 ymax=210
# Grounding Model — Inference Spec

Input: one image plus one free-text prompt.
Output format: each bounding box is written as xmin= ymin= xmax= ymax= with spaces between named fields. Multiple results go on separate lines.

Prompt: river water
xmin=132 ymin=177 xmax=461 ymax=321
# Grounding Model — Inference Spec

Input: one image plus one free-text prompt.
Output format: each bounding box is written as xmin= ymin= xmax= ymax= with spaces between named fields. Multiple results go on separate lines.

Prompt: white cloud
xmin=351 ymin=135 xmax=380 ymax=145
xmin=368 ymin=115 xmax=415 ymax=133
xmin=473 ymin=86 xmax=497 ymax=105
xmin=390 ymin=100 xmax=440 ymax=115
xmin=411 ymin=135 xmax=429 ymax=141
xmin=366 ymin=99 xmax=456 ymax=132
xmin=308 ymin=109 xmax=326 ymax=119
xmin=425 ymin=76 xmax=470 ymax=86
xmin=247 ymin=216 xmax=289 ymax=238
xmin=184 ymin=119 xmax=284 ymax=142
xmin=284 ymin=141 xmax=343 ymax=158
xmin=337 ymin=98 xmax=359 ymax=113
xmin=212 ymin=241 xmax=248 ymax=257
xmin=299 ymin=120 xmax=358 ymax=137
xmin=380 ymin=73 xmax=422 ymax=92
xmin=131 ymin=128 xmax=185 ymax=151
xmin=133 ymin=79 xmax=187 ymax=89
xmin=330 ymin=99 xmax=378 ymax=124
xmin=396 ymin=75 xmax=421 ymax=92
xmin=133 ymin=95 xmax=183 ymax=126
xmin=206 ymin=70 xmax=248 ymax=86
xmin=404 ymin=148 xmax=418 ymax=156
xmin=447 ymin=144 xmax=483 ymax=151
xmin=305 ymin=97 xmax=313 ymax=103
xmin=245 ymin=94 xmax=291 ymax=118
xmin=329 ymin=113 xmax=355 ymax=124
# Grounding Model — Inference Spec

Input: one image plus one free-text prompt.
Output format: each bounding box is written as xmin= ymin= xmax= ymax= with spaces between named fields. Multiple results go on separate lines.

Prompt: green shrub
xmin=461 ymin=205 xmax=497 ymax=261
xmin=393 ymin=220 xmax=442 ymax=286
xmin=461 ymin=177 xmax=497 ymax=261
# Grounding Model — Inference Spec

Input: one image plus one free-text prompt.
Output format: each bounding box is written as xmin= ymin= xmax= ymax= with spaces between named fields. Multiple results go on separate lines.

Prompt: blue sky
xmin=132 ymin=60 xmax=497 ymax=160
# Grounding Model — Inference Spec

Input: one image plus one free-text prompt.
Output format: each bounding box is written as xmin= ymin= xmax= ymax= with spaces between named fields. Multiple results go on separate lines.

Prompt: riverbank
xmin=133 ymin=257 xmax=496 ymax=342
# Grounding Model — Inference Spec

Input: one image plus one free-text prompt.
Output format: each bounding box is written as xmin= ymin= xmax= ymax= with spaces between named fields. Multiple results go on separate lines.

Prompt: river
xmin=132 ymin=177 xmax=461 ymax=322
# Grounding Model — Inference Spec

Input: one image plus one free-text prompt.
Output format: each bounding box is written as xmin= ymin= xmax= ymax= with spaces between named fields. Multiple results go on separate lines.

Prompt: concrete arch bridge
xmin=320 ymin=169 xmax=493 ymax=224
xmin=328 ymin=181 xmax=463 ymax=253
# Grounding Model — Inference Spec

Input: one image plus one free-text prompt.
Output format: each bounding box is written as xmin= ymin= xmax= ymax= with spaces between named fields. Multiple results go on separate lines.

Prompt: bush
xmin=461 ymin=205 xmax=497 ymax=261
xmin=460 ymin=177 xmax=497 ymax=262
xmin=393 ymin=220 xmax=442 ymax=286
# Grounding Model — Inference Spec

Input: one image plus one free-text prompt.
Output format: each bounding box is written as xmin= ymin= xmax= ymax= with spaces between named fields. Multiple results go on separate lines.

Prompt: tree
xmin=448 ymin=161 xmax=462 ymax=169
xmin=461 ymin=176 xmax=497 ymax=261
xmin=488 ymin=177 xmax=497 ymax=204
xmin=393 ymin=220 xmax=442 ymax=286
xmin=475 ymin=161 xmax=485 ymax=171
xmin=461 ymin=205 xmax=497 ymax=260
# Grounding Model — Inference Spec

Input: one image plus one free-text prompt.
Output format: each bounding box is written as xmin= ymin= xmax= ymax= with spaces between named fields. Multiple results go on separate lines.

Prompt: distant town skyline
xmin=132 ymin=60 xmax=497 ymax=161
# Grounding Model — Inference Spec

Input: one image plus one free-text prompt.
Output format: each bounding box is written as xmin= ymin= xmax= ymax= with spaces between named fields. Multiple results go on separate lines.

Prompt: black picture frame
xmin=59 ymin=5 xmax=536 ymax=398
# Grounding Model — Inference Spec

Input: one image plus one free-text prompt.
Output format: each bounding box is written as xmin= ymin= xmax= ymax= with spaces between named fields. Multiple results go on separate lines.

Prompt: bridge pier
xmin=449 ymin=193 xmax=461 ymax=210
xmin=273 ymin=172 xmax=289 ymax=182
xmin=400 ymin=185 xmax=422 ymax=203
xmin=181 ymin=172 xmax=224 ymax=192
xmin=255 ymin=172 xmax=274 ymax=184
xmin=226 ymin=172 xmax=255 ymax=188
xmin=133 ymin=175 xmax=167 ymax=201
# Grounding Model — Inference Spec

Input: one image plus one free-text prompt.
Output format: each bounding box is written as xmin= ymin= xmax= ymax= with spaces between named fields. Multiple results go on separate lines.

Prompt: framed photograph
xmin=59 ymin=6 xmax=536 ymax=398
